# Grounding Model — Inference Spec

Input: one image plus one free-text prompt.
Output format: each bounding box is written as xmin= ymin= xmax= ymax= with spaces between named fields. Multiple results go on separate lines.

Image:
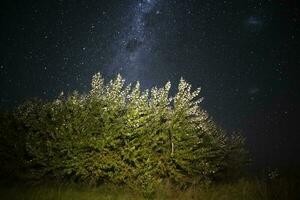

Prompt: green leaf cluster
xmin=0 ymin=73 xmax=248 ymax=191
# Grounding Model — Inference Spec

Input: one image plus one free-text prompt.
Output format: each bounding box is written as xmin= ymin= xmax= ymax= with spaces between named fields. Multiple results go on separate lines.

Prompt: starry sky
xmin=0 ymin=0 xmax=299 ymax=168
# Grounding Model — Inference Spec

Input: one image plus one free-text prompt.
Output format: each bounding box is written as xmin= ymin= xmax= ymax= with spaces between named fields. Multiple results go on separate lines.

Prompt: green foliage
xmin=0 ymin=72 xmax=248 ymax=192
xmin=0 ymin=112 xmax=26 ymax=180
xmin=1 ymin=177 xmax=298 ymax=200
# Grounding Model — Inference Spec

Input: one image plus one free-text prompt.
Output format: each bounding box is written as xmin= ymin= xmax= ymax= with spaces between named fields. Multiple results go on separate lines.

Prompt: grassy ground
xmin=0 ymin=178 xmax=299 ymax=200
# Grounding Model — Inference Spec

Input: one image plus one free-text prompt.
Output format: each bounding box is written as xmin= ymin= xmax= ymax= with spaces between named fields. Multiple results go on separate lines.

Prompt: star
xmin=247 ymin=16 xmax=262 ymax=25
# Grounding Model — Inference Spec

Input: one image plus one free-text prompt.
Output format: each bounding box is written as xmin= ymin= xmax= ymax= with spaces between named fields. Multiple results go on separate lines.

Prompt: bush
xmin=0 ymin=112 xmax=26 ymax=181
xmin=0 ymin=73 xmax=248 ymax=191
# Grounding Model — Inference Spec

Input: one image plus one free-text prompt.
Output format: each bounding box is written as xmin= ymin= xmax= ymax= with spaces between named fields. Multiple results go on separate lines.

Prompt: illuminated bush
xmin=1 ymin=73 xmax=248 ymax=190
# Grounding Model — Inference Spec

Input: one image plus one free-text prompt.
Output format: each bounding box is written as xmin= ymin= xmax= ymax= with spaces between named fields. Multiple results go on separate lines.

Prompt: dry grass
xmin=0 ymin=178 xmax=299 ymax=200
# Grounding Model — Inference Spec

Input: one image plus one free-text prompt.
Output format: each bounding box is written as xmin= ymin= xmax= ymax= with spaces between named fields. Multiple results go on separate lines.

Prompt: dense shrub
xmin=0 ymin=112 xmax=26 ymax=181
xmin=0 ymin=73 xmax=248 ymax=191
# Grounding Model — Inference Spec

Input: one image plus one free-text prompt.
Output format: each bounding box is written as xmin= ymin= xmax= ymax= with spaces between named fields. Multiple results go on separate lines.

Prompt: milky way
xmin=108 ymin=0 xmax=160 ymax=82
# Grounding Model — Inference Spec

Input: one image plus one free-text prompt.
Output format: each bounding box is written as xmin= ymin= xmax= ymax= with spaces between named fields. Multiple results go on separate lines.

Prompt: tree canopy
xmin=0 ymin=73 xmax=248 ymax=192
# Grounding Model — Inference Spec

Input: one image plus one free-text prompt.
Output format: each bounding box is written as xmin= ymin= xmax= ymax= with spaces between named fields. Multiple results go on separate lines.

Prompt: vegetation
xmin=1 ymin=177 xmax=299 ymax=200
xmin=0 ymin=73 xmax=249 ymax=196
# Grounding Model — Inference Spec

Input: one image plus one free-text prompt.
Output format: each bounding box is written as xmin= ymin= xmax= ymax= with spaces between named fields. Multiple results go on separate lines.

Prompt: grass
xmin=0 ymin=183 xmax=142 ymax=200
xmin=0 ymin=178 xmax=299 ymax=200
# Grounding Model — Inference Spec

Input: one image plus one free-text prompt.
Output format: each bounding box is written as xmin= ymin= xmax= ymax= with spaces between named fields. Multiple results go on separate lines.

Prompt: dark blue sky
xmin=0 ymin=0 xmax=299 ymax=168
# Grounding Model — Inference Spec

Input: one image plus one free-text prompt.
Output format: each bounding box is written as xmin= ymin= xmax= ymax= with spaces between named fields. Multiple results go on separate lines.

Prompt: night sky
xmin=0 ymin=0 xmax=299 ymax=168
